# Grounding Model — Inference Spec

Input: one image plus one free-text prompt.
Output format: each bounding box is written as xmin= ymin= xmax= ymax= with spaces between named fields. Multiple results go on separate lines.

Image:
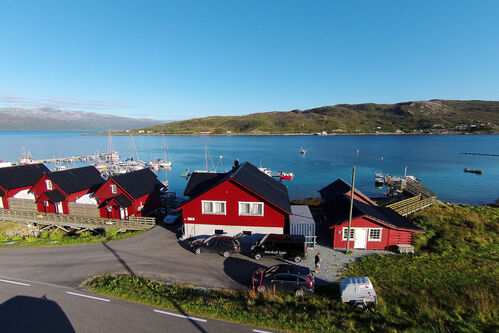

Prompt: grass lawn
xmin=86 ymin=203 xmax=498 ymax=332
xmin=0 ymin=221 xmax=145 ymax=247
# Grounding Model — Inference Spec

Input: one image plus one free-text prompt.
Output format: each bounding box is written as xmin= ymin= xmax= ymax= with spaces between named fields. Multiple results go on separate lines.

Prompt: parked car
xmin=189 ymin=235 xmax=241 ymax=257
xmin=250 ymin=234 xmax=306 ymax=263
xmin=340 ymin=276 xmax=377 ymax=311
xmin=163 ymin=213 xmax=181 ymax=225
xmin=252 ymin=264 xmax=315 ymax=297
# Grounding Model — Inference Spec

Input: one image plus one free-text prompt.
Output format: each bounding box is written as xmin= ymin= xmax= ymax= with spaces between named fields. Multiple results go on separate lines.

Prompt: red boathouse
xmin=320 ymin=179 xmax=424 ymax=250
xmin=0 ymin=164 xmax=49 ymax=210
xmin=92 ymin=168 xmax=165 ymax=219
xmin=29 ymin=166 xmax=104 ymax=214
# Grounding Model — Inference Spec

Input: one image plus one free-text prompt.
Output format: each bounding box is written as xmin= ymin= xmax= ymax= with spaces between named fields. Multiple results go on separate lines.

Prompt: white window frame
xmin=368 ymin=228 xmax=382 ymax=242
xmin=342 ymin=227 xmax=355 ymax=241
xmin=201 ymin=200 xmax=226 ymax=215
xmin=111 ymin=184 xmax=117 ymax=194
xmin=238 ymin=201 xmax=264 ymax=216
xmin=46 ymin=180 xmax=52 ymax=190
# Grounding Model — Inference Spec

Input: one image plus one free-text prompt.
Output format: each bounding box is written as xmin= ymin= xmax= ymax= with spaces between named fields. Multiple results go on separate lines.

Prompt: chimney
xmin=232 ymin=159 xmax=239 ymax=171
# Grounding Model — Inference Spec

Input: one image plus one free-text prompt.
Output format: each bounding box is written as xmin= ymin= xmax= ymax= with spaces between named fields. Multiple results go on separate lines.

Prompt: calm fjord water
xmin=0 ymin=131 xmax=498 ymax=205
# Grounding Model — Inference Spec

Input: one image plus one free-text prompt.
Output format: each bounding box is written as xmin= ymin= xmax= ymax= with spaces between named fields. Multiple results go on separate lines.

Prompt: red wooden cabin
xmin=92 ymin=168 xmax=165 ymax=219
xmin=0 ymin=164 xmax=49 ymax=210
xmin=29 ymin=166 xmax=104 ymax=214
xmin=320 ymin=192 xmax=424 ymax=250
xmin=178 ymin=161 xmax=291 ymax=238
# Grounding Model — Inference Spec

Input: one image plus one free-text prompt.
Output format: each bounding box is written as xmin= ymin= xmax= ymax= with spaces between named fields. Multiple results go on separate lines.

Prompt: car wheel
xmin=295 ymin=288 xmax=305 ymax=297
xmin=355 ymin=303 xmax=366 ymax=312
xmin=223 ymin=250 xmax=230 ymax=258
xmin=254 ymin=253 xmax=262 ymax=260
xmin=195 ymin=247 xmax=202 ymax=255
xmin=257 ymin=285 xmax=266 ymax=294
xmin=294 ymin=256 xmax=302 ymax=263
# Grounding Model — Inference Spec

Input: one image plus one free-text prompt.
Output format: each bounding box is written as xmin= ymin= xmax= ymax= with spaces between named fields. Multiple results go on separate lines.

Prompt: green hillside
xmin=131 ymin=100 xmax=499 ymax=135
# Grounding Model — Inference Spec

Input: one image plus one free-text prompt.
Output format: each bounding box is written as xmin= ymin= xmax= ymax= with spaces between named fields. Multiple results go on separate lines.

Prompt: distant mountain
xmin=0 ymin=107 xmax=164 ymax=130
xmin=130 ymin=100 xmax=499 ymax=135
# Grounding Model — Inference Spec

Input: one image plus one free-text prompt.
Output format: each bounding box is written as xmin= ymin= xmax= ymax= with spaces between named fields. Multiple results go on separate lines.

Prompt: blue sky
xmin=0 ymin=1 xmax=497 ymax=120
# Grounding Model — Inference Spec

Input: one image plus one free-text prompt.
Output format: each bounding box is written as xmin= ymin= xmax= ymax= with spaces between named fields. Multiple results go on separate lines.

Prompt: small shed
xmin=289 ymin=205 xmax=316 ymax=247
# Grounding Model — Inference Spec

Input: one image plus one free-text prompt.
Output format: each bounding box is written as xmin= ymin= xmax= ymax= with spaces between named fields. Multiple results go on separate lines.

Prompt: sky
xmin=0 ymin=1 xmax=497 ymax=121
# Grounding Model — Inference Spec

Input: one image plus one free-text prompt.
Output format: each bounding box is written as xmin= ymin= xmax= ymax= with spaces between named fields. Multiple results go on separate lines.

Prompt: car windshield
xmin=202 ymin=236 xmax=215 ymax=243
xmin=265 ymin=264 xmax=282 ymax=276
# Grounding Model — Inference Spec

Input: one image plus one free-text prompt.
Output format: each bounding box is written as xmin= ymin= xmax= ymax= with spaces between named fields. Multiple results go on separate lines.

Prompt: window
xmin=214 ymin=229 xmax=224 ymax=234
xmin=368 ymin=228 xmax=382 ymax=241
xmin=111 ymin=184 xmax=117 ymax=194
xmin=45 ymin=180 xmax=52 ymax=190
xmin=202 ymin=201 xmax=226 ymax=215
xmin=342 ymin=228 xmax=355 ymax=241
xmin=239 ymin=202 xmax=264 ymax=216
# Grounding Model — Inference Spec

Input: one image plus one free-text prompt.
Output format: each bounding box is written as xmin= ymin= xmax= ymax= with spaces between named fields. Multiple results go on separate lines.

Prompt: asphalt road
xmin=0 ymin=225 xmax=281 ymax=332
xmin=0 ymin=277 xmax=272 ymax=333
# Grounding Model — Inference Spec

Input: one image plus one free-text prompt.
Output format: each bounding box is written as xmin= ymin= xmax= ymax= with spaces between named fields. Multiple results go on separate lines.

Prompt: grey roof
xmin=100 ymin=194 xmax=133 ymax=208
xmin=0 ymin=164 xmax=49 ymax=190
xmin=110 ymin=168 xmax=165 ymax=199
xmin=290 ymin=205 xmax=315 ymax=226
xmin=321 ymin=194 xmax=423 ymax=232
xmin=48 ymin=166 xmax=104 ymax=195
xmin=181 ymin=162 xmax=291 ymax=214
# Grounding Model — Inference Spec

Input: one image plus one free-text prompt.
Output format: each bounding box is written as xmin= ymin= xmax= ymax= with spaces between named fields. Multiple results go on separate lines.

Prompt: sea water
xmin=0 ymin=131 xmax=497 ymax=205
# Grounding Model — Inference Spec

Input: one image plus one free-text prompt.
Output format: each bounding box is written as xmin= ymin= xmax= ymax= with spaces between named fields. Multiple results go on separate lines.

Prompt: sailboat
xmin=148 ymin=136 xmax=173 ymax=169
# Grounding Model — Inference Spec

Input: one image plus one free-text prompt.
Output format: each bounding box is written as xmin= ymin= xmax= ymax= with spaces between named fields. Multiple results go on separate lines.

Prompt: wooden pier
xmin=386 ymin=179 xmax=437 ymax=216
xmin=0 ymin=209 xmax=155 ymax=232
xmin=13 ymin=152 xmax=119 ymax=166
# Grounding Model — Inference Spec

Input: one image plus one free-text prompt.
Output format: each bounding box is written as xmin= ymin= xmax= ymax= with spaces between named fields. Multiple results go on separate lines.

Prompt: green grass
xmin=0 ymin=224 xmax=145 ymax=247
xmin=86 ymin=274 xmax=379 ymax=332
xmin=344 ymin=203 xmax=499 ymax=332
xmin=85 ymin=203 xmax=499 ymax=332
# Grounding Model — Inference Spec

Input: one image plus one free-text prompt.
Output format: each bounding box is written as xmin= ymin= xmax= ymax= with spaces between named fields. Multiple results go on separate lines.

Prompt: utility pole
xmin=345 ymin=166 xmax=356 ymax=254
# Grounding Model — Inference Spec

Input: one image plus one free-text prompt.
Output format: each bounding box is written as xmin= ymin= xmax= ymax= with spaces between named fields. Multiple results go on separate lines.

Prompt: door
xmin=0 ymin=197 xmax=3 ymax=209
xmin=55 ymin=202 xmax=63 ymax=214
xmin=354 ymin=228 xmax=368 ymax=249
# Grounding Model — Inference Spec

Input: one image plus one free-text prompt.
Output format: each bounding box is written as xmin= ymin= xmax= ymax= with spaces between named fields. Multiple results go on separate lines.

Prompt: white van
xmin=340 ymin=277 xmax=377 ymax=310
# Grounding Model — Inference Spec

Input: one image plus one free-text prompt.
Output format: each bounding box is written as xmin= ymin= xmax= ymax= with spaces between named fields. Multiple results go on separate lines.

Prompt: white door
xmin=0 ymin=197 xmax=4 ymax=209
xmin=120 ymin=207 xmax=125 ymax=220
xmin=354 ymin=228 xmax=368 ymax=249
xmin=55 ymin=202 xmax=63 ymax=214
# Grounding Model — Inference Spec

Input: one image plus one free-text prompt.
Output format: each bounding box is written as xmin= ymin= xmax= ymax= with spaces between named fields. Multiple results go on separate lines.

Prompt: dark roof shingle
xmin=48 ymin=166 xmax=104 ymax=195
xmin=111 ymin=168 xmax=165 ymax=199
xmin=321 ymin=194 xmax=423 ymax=232
xmin=184 ymin=172 xmax=226 ymax=197
xmin=182 ymin=162 xmax=291 ymax=213
xmin=0 ymin=164 xmax=49 ymax=190
xmin=38 ymin=190 xmax=65 ymax=203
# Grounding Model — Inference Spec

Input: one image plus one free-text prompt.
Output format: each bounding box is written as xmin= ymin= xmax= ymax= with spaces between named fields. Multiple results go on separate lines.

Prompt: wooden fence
xmin=0 ymin=209 xmax=155 ymax=231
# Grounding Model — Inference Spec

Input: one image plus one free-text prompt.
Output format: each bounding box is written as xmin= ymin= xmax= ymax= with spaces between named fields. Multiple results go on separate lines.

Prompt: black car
xmin=250 ymin=234 xmax=306 ymax=263
xmin=252 ymin=264 xmax=315 ymax=297
xmin=190 ymin=235 xmax=241 ymax=257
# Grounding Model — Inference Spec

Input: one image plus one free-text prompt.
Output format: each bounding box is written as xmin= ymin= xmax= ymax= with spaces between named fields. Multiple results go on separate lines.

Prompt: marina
xmin=0 ymin=131 xmax=498 ymax=205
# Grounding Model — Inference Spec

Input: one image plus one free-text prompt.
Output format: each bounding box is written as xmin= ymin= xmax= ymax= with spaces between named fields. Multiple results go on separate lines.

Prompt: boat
xmin=18 ymin=149 xmax=36 ymax=165
xmin=148 ymin=159 xmax=172 ymax=169
xmin=258 ymin=165 xmax=294 ymax=181
xmin=374 ymin=171 xmax=384 ymax=185
xmin=258 ymin=167 xmax=273 ymax=177
xmin=300 ymin=148 xmax=307 ymax=155
xmin=275 ymin=170 xmax=294 ymax=180
xmin=147 ymin=136 xmax=173 ymax=169
xmin=464 ymin=168 xmax=483 ymax=174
